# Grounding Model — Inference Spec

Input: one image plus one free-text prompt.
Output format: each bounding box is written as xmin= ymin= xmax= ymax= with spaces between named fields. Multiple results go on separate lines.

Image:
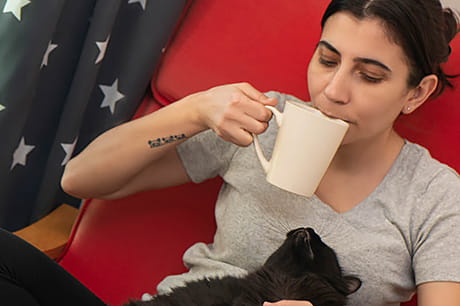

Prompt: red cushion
xmin=59 ymin=179 xmax=221 ymax=306
xmin=153 ymin=0 xmax=329 ymax=104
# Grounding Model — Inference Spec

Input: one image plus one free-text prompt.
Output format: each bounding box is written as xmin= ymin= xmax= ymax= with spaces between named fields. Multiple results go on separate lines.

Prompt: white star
xmin=95 ymin=35 xmax=110 ymax=64
xmin=128 ymin=0 xmax=147 ymax=10
xmin=0 ymin=104 xmax=5 ymax=112
xmin=2 ymin=0 xmax=31 ymax=21
xmin=99 ymin=79 xmax=125 ymax=114
xmin=11 ymin=137 xmax=35 ymax=170
xmin=60 ymin=137 xmax=78 ymax=166
xmin=41 ymin=41 xmax=58 ymax=68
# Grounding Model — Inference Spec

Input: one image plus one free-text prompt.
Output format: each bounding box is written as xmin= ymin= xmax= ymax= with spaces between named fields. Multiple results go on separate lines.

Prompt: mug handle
xmin=253 ymin=105 xmax=283 ymax=173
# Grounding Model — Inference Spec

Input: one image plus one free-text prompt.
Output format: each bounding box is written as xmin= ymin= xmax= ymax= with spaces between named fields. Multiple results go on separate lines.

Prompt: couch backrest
xmin=153 ymin=0 xmax=320 ymax=103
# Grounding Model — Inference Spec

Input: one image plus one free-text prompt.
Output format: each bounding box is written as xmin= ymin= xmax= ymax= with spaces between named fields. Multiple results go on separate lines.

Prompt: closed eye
xmin=359 ymin=72 xmax=384 ymax=83
xmin=319 ymin=57 xmax=337 ymax=67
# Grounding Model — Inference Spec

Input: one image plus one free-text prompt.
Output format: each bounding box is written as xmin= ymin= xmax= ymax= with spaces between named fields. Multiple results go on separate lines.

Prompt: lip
xmin=320 ymin=110 xmax=353 ymax=124
xmin=309 ymin=103 xmax=354 ymax=124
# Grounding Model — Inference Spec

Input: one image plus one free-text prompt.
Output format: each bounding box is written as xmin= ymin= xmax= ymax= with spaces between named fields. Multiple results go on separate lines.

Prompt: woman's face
xmin=308 ymin=12 xmax=415 ymax=145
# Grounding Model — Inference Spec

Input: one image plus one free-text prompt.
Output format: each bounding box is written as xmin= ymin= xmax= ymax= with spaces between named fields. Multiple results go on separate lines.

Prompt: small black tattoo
xmin=148 ymin=133 xmax=187 ymax=148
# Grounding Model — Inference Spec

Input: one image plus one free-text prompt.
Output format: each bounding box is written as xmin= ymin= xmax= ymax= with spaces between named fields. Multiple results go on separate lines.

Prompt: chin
xmin=338 ymin=130 xmax=356 ymax=146
xmin=337 ymin=130 xmax=372 ymax=148
xmin=338 ymin=138 xmax=354 ymax=147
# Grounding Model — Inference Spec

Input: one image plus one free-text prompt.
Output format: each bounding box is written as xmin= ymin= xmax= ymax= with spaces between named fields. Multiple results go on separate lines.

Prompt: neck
xmin=330 ymin=128 xmax=405 ymax=175
xmin=315 ymin=128 xmax=405 ymax=212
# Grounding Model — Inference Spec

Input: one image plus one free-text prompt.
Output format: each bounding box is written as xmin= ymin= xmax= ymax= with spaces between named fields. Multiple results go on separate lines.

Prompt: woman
xmin=1 ymin=0 xmax=459 ymax=305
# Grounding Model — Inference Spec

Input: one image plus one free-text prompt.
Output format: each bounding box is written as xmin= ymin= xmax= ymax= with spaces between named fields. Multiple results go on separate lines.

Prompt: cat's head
xmin=263 ymin=227 xmax=361 ymax=296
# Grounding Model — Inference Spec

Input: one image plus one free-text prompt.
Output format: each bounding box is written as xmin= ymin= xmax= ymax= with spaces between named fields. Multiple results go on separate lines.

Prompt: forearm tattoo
xmin=148 ymin=134 xmax=187 ymax=148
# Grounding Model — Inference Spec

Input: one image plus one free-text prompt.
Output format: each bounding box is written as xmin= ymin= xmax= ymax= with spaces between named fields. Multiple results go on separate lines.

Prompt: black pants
xmin=0 ymin=228 xmax=107 ymax=306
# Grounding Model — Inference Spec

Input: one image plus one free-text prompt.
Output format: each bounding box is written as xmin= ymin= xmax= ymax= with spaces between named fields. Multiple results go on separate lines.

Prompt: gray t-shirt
xmin=157 ymin=92 xmax=460 ymax=306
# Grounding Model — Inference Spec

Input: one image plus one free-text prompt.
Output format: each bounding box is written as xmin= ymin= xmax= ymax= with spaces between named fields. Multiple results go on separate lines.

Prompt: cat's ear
xmin=343 ymin=276 xmax=361 ymax=294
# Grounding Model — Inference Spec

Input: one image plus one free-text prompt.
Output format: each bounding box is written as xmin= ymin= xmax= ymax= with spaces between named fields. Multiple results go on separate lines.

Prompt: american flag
xmin=0 ymin=0 xmax=187 ymax=231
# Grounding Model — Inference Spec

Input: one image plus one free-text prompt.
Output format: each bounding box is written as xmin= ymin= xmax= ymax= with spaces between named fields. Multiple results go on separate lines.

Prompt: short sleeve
xmin=412 ymin=168 xmax=460 ymax=285
xmin=176 ymin=129 xmax=238 ymax=183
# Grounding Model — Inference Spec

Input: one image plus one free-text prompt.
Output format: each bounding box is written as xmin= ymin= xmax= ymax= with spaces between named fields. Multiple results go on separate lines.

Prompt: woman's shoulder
xmin=402 ymin=142 xmax=459 ymax=179
xmin=399 ymin=141 xmax=460 ymax=200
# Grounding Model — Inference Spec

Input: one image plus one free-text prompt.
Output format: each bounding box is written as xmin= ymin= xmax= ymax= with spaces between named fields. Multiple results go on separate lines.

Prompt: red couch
xmin=57 ymin=1 xmax=460 ymax=305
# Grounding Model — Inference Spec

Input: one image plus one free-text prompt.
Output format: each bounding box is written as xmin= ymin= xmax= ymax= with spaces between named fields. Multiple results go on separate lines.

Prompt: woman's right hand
xmin=194 ymin=83 xmax=278 ymax=147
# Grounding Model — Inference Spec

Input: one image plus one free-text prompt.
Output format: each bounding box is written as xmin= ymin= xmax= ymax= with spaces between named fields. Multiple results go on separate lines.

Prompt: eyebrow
xmin=317 ymin=40 xmax=392 ymax=72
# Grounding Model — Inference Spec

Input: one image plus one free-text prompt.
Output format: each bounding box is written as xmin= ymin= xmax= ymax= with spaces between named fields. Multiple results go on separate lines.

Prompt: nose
xmin=293 ymin=227 xmax=315 ymax=241
xmin=323 ymin=66 xmax=351 ymax=104
xmin=297 ymin=228 xmax=310 ymax=239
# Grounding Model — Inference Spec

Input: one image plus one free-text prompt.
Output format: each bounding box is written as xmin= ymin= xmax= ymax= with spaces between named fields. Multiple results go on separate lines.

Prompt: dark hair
xmin=321 ymin=0 xmax=459 ymax=97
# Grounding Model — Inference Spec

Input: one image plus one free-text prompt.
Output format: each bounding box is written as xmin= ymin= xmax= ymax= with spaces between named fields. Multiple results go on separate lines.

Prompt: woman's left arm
xmin=417 ymin=282 xmax=460 ymax=306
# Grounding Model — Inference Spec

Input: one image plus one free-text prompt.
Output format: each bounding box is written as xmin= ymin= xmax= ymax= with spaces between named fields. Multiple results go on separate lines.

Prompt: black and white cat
xmin=125 ymin=227 xmax=361 ymax=306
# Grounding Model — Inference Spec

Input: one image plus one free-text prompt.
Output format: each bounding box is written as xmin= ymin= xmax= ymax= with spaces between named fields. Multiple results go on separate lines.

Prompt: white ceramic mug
xmin=253 ymin=100 xmax=349 ymax=197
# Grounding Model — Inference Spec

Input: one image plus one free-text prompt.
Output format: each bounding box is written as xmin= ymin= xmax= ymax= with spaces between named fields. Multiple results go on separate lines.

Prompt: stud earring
xmin=406 ymin=106 xmax=411 ymax=112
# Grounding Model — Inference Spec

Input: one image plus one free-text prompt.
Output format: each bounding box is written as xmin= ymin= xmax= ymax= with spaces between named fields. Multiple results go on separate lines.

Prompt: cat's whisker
xmin=278 ymin=220 xmax=292 ymax=234
xmin=263 ymin=228 xmax=285 ymax=240
xmin=266 ymin=217 xmax=291 ymax=237
xmin=261 ymin=217 xmax=287 ymax=236
xmin=257 ymin=208 xmax=293 ymax=238
xmin=257 ymin=205 xmax=286 ymax=231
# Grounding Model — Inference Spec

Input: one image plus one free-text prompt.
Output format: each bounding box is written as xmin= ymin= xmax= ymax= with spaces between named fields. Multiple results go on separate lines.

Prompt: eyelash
xmin=359 ymin=72 xmax=383 ymax=83
xmin=318 ymin=57 xmax=336 ymax=67
xmin=318 ymin=57 xmax=384 ymax=84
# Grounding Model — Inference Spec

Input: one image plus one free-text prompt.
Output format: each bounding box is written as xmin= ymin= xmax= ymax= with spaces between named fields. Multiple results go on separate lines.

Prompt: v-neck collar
xmin=310 ymin=141 xmax=411 ymax=216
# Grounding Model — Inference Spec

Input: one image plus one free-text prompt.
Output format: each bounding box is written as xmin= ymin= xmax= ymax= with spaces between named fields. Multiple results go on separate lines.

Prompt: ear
xmin=343 ymin=276 xmax=361 ymax=294
xmin=402 ymin=74 xmax=438 ymax=115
